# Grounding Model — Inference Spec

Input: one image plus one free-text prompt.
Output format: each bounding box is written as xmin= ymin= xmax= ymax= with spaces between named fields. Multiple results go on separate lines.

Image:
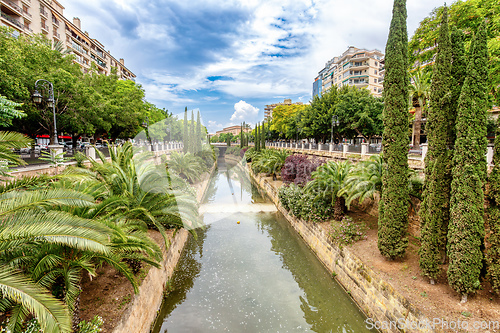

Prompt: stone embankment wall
xmin=245 ymin=164 xmax=437 ymax=333
xmin=112 ymin=163 xmax=216 ymax=333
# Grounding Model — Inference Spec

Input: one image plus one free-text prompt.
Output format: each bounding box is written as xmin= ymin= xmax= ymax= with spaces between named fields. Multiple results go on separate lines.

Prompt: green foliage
xmin=167 ymin=151 xmax=207 ymax=183
xmin=378 ymin=0 xmax=410 ymax=259
xmin=76 ymin=315 xmax=103 ymax=333
xmin=0 ymin=132 xmax=31 ymax=176
xmin=341 ymin=155 xmax=382 ymax=208
xmin=408 ymin=0 xmax=500 ymax=106
xmin=39 ymin=150 xmax=69 ymax=167
xmin=0 ymin=95 xmax=25 ymax=127
xmin=278 ymin=183 xmax=304 ymax=217
xmin=330 ymin=216 xmax=367 ymax=245
xmin=448 ymin=22 xmax=489 ymax=299
xmin=305 ymin=161 xmax=351 ymax=220
xmin=269 ymin=104 xmax=308 ymax=139
xmin=409 ymin=69 xmax=430 ymax=148
xmin=183 ymin=107 xmax=188 ymax=153
xmin=419 ymin=6 xmax=454 ymax=282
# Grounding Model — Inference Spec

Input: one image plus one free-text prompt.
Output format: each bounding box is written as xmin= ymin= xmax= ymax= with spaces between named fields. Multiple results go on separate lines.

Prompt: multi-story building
xmin=313 ymin=46 xmax=384 ymax=98
xmin=0 ymin=0 xmax=135 ymax=80
xmin=216 ymin=125 xmax=252 ymax=137
xmin=264 ymin=98 xmax=303 ymax=120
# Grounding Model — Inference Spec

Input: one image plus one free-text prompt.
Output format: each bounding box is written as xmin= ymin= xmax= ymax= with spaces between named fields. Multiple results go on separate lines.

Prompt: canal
xmin=152 ymin=158 xmax=374 ymax=332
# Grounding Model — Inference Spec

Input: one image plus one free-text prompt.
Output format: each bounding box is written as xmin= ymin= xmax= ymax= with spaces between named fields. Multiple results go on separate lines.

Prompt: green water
xmin=152 ymin=160 xmax=374 ymax=332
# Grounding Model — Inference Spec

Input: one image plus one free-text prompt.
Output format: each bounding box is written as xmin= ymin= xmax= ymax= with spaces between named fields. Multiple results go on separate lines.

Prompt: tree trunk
xmin=412 ymin=101 xmax=424 ymax=149
xmin=333 ymin=196 xmax=346 ymax=221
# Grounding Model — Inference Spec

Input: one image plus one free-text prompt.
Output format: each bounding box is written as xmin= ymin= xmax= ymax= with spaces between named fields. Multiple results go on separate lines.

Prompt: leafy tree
xmin=299 ymin=87 xmax=339 ymax=143
xmin=334 ymin=86 xmax=384 ymax=142
xmin=408 ymin=0 xmax=500 ymax=106
xmin=378 ymin=0 xmax=410 ymax=259
xmin=419 ymin=6 xmax=454 ymax=284
xmin=0 ymin=95 xmax=25 ymax=126
xmin=270 ymin=104 xmax=308 ymax=139
xmin=448 ymin=21 xmax=489 ymax=303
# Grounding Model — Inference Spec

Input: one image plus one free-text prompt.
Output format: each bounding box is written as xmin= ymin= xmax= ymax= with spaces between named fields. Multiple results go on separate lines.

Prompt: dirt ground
xmin=78 ymin=230 xmax=171 ymax=333
xmin=323 ymin=209 xmax=500 ymax=332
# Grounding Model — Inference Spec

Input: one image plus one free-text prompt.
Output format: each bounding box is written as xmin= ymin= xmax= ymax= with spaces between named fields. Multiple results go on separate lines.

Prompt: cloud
xmin=207 ymin=120 xmax=224 ymax=133
xmin=230 ymin=101 xmax=259 ymax=123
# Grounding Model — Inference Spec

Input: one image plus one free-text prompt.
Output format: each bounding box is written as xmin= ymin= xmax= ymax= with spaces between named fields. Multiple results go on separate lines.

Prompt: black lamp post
xmin=331 ymin=115 xmax=339 ymax=144
xmin=141 ymin=116 xmax=153 ymax=151
xmin=32 ymin=79 xmax=57 ymax=145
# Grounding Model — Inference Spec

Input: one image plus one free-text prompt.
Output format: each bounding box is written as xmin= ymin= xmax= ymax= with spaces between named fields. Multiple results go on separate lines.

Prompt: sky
xmin=61 ymin=0 xmax=447 ymax=133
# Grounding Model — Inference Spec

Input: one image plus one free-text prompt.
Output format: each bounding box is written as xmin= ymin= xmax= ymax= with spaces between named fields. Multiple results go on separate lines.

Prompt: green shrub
xmin=330 ymin=216 xmax=366 ymax=245
xmin=298 ymin=191 xmax=333 ymax=223
xmin=278 ymin=183 xmax=303 ymax=217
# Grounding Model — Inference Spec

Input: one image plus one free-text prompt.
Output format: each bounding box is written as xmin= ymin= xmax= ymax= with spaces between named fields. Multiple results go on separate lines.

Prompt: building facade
xmin=264 ymin=98 xmax=303 ymax=120
xmin=216 ymin=125 xmax=252 ymax=136
xmin=313 ymin=46 xmax=384 ymax=98
xmin=0 ymin=0 xmax=135 ymax=80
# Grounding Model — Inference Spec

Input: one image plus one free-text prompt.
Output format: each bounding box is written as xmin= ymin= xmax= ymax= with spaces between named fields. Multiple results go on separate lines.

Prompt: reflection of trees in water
xmin=202 ymin=172 xmax=219 ymax=204
xmin=151 ymin=227 xmax=208 ymax=333
xmin=225 ymin=161 xmax=267 ymax=204
xmin=256 ymin=213 xmax=372 ymax=333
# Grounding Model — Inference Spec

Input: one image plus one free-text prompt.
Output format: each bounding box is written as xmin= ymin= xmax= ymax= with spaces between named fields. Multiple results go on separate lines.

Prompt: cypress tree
xmin=448 ymin=22 xmax=489 ymax=302
xmin=419 ymin=6 xmax=453 ymax=283
xmin=189 ymin=110 xmax=195 ymax=154
xmin=255 ymin=122 xmax=260 ymax=152
xmin=261 ymin=121 xmax=266 ymax=150
xmin=243 ymin=121 xmax=246 ymax=146
xmin=240 ymin=123 xmax=244 ymax=148
xmin=487 ymin=120 xmax=500 ymax=294
xmin=378 ymin=0 xmax=409 ymax=259
xmin=450 ymin=27 xmax=467 ymax=144
xmin=196 ymin=111 xmax=202 ymax=153
xmin=183 ymin=107 xmax=188 ymax=153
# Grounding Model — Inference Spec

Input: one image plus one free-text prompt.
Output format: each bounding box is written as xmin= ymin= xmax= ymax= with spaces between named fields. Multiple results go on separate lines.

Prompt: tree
xmin=183 ymin=107 xmax=188 ymax=153
xmin=189 ymin=110 xmax=195 ymax=153
xmin=240 ymin=123 xmax=243 ymax=148
xmin=487 ymin=119 xmax=500 ymax=294
xmin=419 ymin=6 xmax=454 ymax=283
xmin=409 ymin=69 xmax=430 ymax=148
xmin=334 ymin=86 xmax=384 ymax=142
xmin=0 ymin=95 xmax=26 ymax=126
xmin=448 ymin=21 xmax=489 ymax=303
xmin=255 ymin=122 xmax=260 ymax=152
xmin=377 ymin=0 xmax=409 ymax=259
xmin=261 ymin=121 xmax=266 ymax=150
xmin=299 ymin=87 xmax=339 ymax=142
xmin=269 ymin=104 xmax=308 ymax=139
xmin=408 ymin=0 xmax=500 ymax=106
xmin=196 ymin=111 xmax=202 ymax=153
xmin=450 ymin=27 xmax=467 ymax=145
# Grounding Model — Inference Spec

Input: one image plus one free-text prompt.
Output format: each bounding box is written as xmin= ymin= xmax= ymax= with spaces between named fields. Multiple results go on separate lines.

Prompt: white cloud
xmin=230 ymin=101 xmax=259 ymax=123
xmin=207 ymin=120 xmax=224 ymax=133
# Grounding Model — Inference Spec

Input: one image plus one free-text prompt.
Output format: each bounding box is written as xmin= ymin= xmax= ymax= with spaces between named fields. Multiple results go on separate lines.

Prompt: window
xmin=375 ymin=61 xmax=378 ymax=66
xmin=374 ymin=78 xmax=377 ymax=83
xmin=374 ymin=70 xmax=378 ymax=74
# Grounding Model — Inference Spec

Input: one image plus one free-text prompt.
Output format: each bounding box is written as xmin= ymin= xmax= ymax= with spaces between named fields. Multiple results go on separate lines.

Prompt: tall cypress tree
xmin=448 ymin=22 xmax=489 ymax=302
xmin=487 ymin=120 xmax=500 ymax=294
xmin=255 ymin=122 xmax=260 ymax=152
xmin=196 ymin=111 xmax=202 ymax=153
xmin=243 ymin=121 xmax=246 ymax=147
xmin=240 ymin=123 xmax=244 ymax=148
xmin=261 ymin=121 xmax=266 ymax=150
xmin=450 ymin=27 xmax=467 ymax=144
xmin=183 ymin=107 xmax=188 ymax=153
xmin=419 ymin=6 xmax=453 ymax=283
xmin=378 ymin=0 xmax=409 ymax=259
xmin=189 ymin=110 xmax=195 ymax=154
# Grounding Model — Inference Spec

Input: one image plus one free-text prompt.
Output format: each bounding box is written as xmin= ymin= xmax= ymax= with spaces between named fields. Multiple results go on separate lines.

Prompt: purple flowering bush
xmin=281 ymin=154 xmax=325 ymax=187
xmin=329 ymin=216 xmax=367 ymax=245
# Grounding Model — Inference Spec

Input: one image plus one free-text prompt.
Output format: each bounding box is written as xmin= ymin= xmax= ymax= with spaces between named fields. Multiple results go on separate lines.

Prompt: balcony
xmin=20 ymin=0 xmax=29 ymax=5
xmin=40 ymin=22 xmax=48 ymax=33
xmin=71 ymin=43 xmax=84 ymax=54
xmin=22 ymin=9 xmax=31 ymax=20
xmin=350 ymin=62 xmax=369 ymax=70
xmin=1 ymin=0 xmax=23 ymax=16
xmin=53 ymin=31 xmax=60 ymax=39
xmin=51 ymin=17 xmax=58 ymax=26
xmin=39 ymin=7 xmax=47 ymax=18
xmin=1 ymin=11 xmax=23 ymax=29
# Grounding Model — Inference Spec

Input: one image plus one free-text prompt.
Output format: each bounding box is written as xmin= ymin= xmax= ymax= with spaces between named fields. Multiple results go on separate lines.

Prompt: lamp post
xmin=331 ymin=115 xmax=339 ymax=144
xmin=32 ymin=79 xmax=58 ymax=145
xmin=141 ymin=116 xmax=153 ymax=152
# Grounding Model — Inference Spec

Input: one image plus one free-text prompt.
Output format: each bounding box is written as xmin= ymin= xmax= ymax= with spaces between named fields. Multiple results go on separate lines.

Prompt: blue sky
xmin=61 ymin=0 xmax=446 ymax=133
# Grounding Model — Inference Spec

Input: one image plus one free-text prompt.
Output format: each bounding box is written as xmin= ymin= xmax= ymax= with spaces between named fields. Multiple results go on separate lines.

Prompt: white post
xmin=421 ymin=143 xmax=428 ymax=162
xmin=85 ymin=145 xmax=96 ymax=160
xmin=342 ymin=143 xmax=348 ymax=158
xmin=329 ymin=143 xmax=333 ymax=152
xmin=361 ymin=142 xmax=369 ymax=159
xmin=487 ymin=145 xmax=494 ymax=166
xmin=318 ymin=143 xmax=322 ymax=151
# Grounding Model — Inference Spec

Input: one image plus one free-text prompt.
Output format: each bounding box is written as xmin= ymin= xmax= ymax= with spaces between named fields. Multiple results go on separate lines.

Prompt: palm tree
xmin=305 ymin=160 xmax=352 ymax=220
xmin=266 ymin=149 xmax=291 ymax=180
xmin=167 ymin=151 xmax=206 ymax=183
xmin=409 ymin=69 xmax=431 ymax=149
xmin=0 ymin=131 xmax=31 ymax=176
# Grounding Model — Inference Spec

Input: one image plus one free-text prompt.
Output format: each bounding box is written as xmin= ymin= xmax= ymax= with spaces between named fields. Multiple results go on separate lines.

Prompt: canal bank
xmin=240 ymin=157 xmax=436 ymax=333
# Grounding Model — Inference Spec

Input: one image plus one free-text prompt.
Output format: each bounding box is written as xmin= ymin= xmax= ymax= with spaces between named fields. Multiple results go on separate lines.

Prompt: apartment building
xmin=264 ymin=98 xmax=303 ymax=120
xmin=313 ymin=46 xmax=384 ymax=98
xmin=0 ymin=0 xmax=135 ymax=81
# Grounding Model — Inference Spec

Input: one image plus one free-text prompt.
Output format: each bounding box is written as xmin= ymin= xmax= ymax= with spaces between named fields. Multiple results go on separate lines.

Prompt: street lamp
xmin=32 ymin=79 xmax=58 ymax=145
xmin=331 ymin=115 xmax=339 ymax=144
xmin=141 ymin=116 xmax=153 ymax=152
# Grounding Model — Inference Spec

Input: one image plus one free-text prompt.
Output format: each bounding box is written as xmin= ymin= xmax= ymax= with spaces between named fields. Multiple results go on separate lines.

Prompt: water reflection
xmin=152 ymin=159 xmax=374 ymax=333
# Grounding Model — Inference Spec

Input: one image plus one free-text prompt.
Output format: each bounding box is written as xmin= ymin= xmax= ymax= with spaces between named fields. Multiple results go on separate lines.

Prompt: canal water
xmin=152 ymin=159 xmax=374 ymax=333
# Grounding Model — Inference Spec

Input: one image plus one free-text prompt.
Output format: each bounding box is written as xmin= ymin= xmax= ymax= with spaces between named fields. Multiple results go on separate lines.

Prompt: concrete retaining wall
xmin=247 ymin=166 xmax=437 ymax=333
